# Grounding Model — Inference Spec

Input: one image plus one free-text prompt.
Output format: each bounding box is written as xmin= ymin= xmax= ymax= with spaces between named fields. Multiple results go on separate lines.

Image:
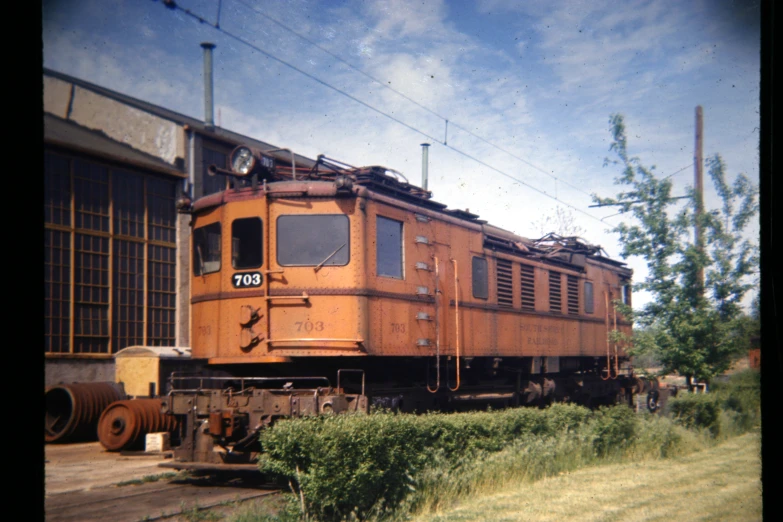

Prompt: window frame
xmin=276 ymin=214 xmax=351 ymax=267
xmin=622 ymin=282 xmax=632 ymax=307
xmin=193 ymin=222 xmax=222 ymax=276
xmin=376 ymin=215 xmax=404 ymax=279
xmin=472 ymin=256 xmax=489 ymax=300
xmin=584 ymin=281 xmax=594 ymax=314
xmin=231 ymin=217 xmax=264 ymax=270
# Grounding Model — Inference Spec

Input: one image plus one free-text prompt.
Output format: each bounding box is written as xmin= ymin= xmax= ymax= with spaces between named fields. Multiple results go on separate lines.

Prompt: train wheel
xmin=646 ymin=390 xmax=660 ymax=413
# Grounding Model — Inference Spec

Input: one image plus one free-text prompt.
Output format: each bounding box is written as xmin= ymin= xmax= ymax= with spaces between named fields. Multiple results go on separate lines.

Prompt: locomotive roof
xmin=190 ymin=155 xmax=630 ymax=274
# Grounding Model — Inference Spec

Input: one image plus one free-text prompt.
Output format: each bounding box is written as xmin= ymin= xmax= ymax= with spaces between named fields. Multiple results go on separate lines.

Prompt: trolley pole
xmin=694 ymin=106 xmax=704 ymax=298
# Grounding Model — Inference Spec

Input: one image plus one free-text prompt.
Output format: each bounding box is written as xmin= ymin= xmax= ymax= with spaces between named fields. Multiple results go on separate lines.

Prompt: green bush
xmin=588 ymin=405 xmax=638 ymax=457
xmin=259 ymin=412 xmax=429 ymax=521
xmin=668 ymin=393 xmax=722 ymax=437
xmin=252 ymin=374 xmax=759 ymax=522
xmin=712 ymin=370 xmax=761 ymax=433
xmin=256 ymin=404 xmax=633 ymax=521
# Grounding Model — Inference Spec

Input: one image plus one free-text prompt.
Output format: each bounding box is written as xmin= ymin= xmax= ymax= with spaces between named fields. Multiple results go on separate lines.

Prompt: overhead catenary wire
xmin=160 ymin=0 xmax=609 ymax=224
xmin=231 ymin=0 xmax=596 ymax=200
xmin=663 ymin=163 xmax=694 ymax=180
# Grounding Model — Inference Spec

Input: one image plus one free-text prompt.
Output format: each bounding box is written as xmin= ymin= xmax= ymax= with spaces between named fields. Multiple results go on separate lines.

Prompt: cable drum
xmin=97 ymin=399 xmax=178 ymax=451
xmin=45 ymin=382 xmax=126 ymax=443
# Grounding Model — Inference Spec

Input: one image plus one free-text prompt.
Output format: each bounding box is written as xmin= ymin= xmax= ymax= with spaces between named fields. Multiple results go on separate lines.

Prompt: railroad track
xmin=45 ymin=474 xmax=280 ymax=522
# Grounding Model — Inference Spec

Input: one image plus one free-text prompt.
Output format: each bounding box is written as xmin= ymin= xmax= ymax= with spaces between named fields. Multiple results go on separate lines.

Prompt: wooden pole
xmin=694 ymin=106 xmax=704 ymax=297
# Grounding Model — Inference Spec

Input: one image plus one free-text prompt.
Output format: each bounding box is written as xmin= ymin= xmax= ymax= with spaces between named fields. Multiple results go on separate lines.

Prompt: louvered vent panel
xmin=549 ymin=271 xmax=562 ymax=313
xmin=520 ymin=264 xmax=535 ymax=311
xmin=567 ymin=275 xmax=579 ymax=315
xmin=497 ymin=259 xmax=513 ymax=307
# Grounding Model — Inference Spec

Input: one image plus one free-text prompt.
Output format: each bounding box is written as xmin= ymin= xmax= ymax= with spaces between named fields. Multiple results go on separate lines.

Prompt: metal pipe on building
xmin=420 ymin=143 xmax=430 ymax=190
xmin=201 ymin=42 xmax=216 ymax=129
xmin=187 ymin=127 xmax=195 ymax=197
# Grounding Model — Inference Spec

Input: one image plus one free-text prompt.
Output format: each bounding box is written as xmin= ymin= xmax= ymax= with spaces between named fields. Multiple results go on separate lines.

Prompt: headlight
xmin=230 ymin=146 xmax=256 ymax=175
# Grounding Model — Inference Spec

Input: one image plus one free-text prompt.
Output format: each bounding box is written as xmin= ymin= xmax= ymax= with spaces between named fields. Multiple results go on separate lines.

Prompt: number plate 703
xmin=232 ymin=272 xmax=262 ymax=288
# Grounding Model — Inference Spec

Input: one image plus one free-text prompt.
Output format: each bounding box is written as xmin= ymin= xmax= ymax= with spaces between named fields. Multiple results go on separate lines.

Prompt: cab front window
xmin=193 ymin=222 xmax=221 ymax=275
xmin=277 ymin=215 xmax=350 ymax=267
xmin=232 ymin=218 xmax=263 ymax=269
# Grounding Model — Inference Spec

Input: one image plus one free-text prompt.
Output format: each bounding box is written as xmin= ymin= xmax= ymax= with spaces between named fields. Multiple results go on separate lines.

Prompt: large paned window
xmin=277 ymin=215 xmax=350 ymax=266
xmin=472 ymin=257 xmax=488 ymax=299
xmin=193 ymin=223 xmax=222 ymax=275
xmin=376 ymin=216 xmax=403 ymax=278
xmin=232 ymin=218 xmax=263 ymax=269
xmin=44 ymin=151 xmax=178 ymax=355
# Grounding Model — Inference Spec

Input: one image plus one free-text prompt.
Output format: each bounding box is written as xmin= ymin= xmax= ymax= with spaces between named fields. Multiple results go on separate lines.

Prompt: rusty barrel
xmin=97 ymin=399 xmax=178 ymax=451
xmin=45 ymin=382 xmax=126 ymax=443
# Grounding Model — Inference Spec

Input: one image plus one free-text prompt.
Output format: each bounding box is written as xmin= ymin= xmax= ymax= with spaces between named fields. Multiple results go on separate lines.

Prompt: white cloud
xmin=364 ymin=0 xmax=450 ymax=39
xmin=42 ymin=0 xmax=760 ymax=314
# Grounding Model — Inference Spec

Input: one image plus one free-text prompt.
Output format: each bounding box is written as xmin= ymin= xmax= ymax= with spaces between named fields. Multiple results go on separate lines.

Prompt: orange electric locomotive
xmin=163 ymin=145 xmax=642 ymax=468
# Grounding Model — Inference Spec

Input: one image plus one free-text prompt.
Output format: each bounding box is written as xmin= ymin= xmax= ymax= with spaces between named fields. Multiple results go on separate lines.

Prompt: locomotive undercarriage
xmin=159 ymin=356 xmax=642 ymax=470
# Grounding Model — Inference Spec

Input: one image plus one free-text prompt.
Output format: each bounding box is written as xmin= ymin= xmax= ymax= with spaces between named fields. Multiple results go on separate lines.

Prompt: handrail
xmin=264 ymin=148 xmax=296 ymax=180
xmin=337 ymin=369 xmax=366 ymax=396
xmin=267 ymin=338 xmax=364 ymax=344
xmin=601 ymin=289 xmax=611 ymax=381
xmin=613 ymin=306 xmax=619 ymax=379
xmin=264 ymin=179 xmax=272 ymax=347
xmin=265 ymin=292 xmax=310 ymax=301
xmin=167 ymin=374 xmax=331 ymax=392
xmin=448 ymin=258 xmax=461 ymax=391
xmin=427 ymin=256 xmax=440 ymax=393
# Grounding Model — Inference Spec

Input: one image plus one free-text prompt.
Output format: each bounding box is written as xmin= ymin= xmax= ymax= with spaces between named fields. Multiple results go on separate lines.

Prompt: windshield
xmin=277 ymin=215 xmax=349 ymax=266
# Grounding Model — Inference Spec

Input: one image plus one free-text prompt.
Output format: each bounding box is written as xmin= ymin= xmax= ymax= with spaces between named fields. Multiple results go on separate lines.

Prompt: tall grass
xmin=238 ymin=370 xmax=759 ymax=522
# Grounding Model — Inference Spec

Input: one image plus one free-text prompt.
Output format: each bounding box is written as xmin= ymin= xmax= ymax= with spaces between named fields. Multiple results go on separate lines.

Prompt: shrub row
xmin=258 ymin=404 xmax=649 ymax=521
xmin=256 ymin=370 xmax=759 ymax=522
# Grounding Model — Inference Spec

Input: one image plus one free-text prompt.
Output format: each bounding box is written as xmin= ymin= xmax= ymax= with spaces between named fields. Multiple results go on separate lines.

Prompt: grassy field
xmin=415 ymin=430 xmax=762 ymax=522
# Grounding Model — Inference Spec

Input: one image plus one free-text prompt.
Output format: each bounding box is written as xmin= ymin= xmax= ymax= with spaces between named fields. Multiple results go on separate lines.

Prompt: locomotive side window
xmin=472 ymin=257 xmax=488 ymax=299
xmin=622 ymin=282 xmax=632 ymax=307
xmin=193 ymin=223 xmax=221 ymax=275
xmin=377 ymin=216 xmax=403 ymax=279
xmin=232 ymin=218 xmax=263 ymax=269
xmin=584 ymin=281 xmax=594 ymax=314
xmin=277 ymin=215 xmax=350 ymax=266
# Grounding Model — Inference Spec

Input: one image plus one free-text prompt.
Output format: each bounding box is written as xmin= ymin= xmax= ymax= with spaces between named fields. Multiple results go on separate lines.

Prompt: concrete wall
xmin=43 ymin=76 xmax=187 ymax=166
xmin=176 ymin=212 xmax=191 ymax=348
xmin=45 ymin=359 xmax=115 ymax=387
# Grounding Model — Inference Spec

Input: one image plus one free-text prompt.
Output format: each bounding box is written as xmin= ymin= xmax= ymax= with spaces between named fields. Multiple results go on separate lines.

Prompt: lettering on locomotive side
xmin=295 ymin=321 xmax=325 ymax=332
xmin=390 ymin=323 xmax=406 ymax=333
xmin=521 ymin=323 xmax=561 ymax=346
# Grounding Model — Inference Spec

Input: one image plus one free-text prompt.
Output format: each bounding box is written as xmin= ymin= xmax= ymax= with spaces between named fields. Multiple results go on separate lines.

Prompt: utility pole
xmin=694 ymin=106 xmax=704 ymax=298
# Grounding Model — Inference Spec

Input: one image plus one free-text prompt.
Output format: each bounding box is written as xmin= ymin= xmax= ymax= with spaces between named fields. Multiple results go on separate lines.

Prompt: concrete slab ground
xmin=44 ymin=442 xmax=279 ymax=522
xmin=45 ymin=442 xmax=173 ymax=496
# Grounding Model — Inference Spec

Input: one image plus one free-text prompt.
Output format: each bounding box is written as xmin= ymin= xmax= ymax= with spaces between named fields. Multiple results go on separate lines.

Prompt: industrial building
xmin=43 ymin=45 xmax=314 ymax=385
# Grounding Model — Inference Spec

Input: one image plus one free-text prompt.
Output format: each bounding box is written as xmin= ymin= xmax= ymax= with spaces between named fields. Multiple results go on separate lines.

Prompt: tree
xmin=531 ymin=205 xmax=587 ymax=238
xmin=594 ymin=114 xmax=759 ymax=386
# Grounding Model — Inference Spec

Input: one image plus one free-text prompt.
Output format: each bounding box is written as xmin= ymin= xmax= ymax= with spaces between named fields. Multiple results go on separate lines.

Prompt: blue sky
xmin=42 ymin=0 xmax=761 ymax=312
